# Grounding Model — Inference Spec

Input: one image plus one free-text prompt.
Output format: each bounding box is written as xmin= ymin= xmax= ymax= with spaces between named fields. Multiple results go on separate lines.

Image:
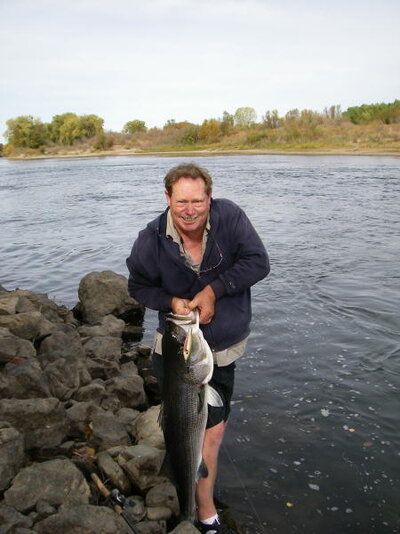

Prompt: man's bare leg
xmin=196 ymin=421 xmax=226 ymax=520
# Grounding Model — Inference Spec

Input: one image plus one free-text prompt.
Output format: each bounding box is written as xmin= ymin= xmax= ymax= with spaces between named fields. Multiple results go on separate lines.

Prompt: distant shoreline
xmin=4 ymin=146 xmax=400 ymax=161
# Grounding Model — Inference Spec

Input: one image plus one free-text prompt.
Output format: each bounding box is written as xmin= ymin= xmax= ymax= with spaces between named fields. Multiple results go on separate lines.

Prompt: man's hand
xmin=188 ymin=285 xmax=216 ymax=324
xmin=171 ymin=297 xmax=191 ymax=315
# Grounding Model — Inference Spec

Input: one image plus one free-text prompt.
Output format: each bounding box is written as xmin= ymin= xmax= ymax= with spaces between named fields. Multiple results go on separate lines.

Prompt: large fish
xmin=160 ymin=310 xmax=219 ymax=522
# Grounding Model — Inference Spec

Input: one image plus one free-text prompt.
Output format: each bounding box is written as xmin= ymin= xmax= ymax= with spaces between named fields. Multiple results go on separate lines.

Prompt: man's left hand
xmin=188 ymin=285 xmax=216 ymax=324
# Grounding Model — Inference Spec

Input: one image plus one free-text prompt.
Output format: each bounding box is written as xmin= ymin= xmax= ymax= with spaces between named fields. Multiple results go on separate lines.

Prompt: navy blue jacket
xmin=126 ymin=198 xmax=270 ymax=351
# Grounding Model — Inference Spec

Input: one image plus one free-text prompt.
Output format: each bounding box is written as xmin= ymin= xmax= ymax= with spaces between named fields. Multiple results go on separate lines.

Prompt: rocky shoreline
xmin=0 ymin=271 xmax=200 ymax=534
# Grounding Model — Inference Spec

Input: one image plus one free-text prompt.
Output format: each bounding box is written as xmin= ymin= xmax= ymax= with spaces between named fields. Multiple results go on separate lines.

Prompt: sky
xmin=1 ymin=0 xmax=399 ymax=141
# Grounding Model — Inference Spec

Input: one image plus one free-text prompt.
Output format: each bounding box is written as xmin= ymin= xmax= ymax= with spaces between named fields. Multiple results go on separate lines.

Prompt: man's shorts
xmin=152 ymin=352 xmax=236 ymax=429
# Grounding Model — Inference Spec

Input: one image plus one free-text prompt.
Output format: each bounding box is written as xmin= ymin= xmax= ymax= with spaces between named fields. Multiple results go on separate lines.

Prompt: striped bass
xmin=160 ymin=310 xmax=217 ymax=522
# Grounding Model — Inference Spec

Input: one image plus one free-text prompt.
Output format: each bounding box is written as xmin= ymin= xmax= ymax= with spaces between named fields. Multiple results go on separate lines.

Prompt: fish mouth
xmin=165 ymin=310 xmax=198 ymax=326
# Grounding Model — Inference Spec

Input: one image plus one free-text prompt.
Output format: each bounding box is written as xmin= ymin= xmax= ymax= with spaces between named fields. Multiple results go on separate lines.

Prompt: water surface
xmin=1 ymin=154 xmax=399 ymax=533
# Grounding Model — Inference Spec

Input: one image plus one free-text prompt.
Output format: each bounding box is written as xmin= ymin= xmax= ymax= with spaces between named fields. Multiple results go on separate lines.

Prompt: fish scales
xmin=160 ymin=312 xmax=213 ymax=522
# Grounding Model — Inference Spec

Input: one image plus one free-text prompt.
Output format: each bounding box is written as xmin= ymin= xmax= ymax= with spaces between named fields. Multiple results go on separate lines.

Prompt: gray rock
xmin=3 ymin=357 xmax=51 ymax=399
xmin=97 ymin=451 xmax=132 ymax=494
xmin=0 ymin=423 xmax=25 ymax=491
xmin=14 ymin=289 xmax=68 ymax=324
xmin=170 ymin=521 xmax=202 ymax=533
xmin=0 ymin=311 xmax=42 ymax=341
xmin=66 ymin=401 xmax=106 ymax=439
xmin=4 ymin=458 xmax=90 ymax=512
xmin=77 ymin=314 xmax=125 ymax=338
xmin=124 ymin=495 xmax=146 ymax=523
xmin=89 ymin=413 xmax=131 ymax=450
xmin=73 ymin=379 xmax=107 ymax=404
xmin=145 ymin=481 xmax=179 ymax=517
xmin=0 ymin=326 xmax=36 ymax=363
xmin=38 ymin=327 xmax=85 ymax=367
xmin=35 ymin=499 xmax=57 ymax=520
xmin=83 ymin=335 xmax=122 ymax=361
xmin=35 ymin=504 xmax=131 ymax=534
xmin=78 ymin=270 xmax=143 ymax=325
xmin=146 ymin=506 xmax=173 ymax=521
xmin=0 ymin=397 xmax=69 ymax=449
xmin=105 ymin=374 xmax=146 ymax=409
xmin=0 ymin=503 xmax=33 ymax=533
xmin=134 ymin=520 xmax=166 ymax=534
xmin=43 ymin=356 xmax=91 ymax=401
xmin=135 ymin=405 xmax=165 ymax=449
xmin=116 ymin=407 xmax=140 ymax=439
xmin=120 ymin=444 xmax=166 ymax=492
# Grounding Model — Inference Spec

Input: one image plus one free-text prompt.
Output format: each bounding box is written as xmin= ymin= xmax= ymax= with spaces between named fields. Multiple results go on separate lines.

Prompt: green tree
xmin=122 ymin=120 xmax=147 ymax=135
xmin=221 ymin=111 xmax=234 ymax=135
xmin=5 ymin=115 xmax=48 ymax=148
xmin=49 ymin=113 xmax=78 ymax=143
xmin=58 ymin=115 xmax=84 ymax=145
xmin=79 ymin=114 xmax=104 ymax=138
xmin=234 ymin=107 xmax=257 ymax=127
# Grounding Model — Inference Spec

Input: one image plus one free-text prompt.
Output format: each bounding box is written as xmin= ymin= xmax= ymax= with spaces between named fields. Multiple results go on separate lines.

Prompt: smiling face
xmin=165 ymin=177 xmax=211 ymax=238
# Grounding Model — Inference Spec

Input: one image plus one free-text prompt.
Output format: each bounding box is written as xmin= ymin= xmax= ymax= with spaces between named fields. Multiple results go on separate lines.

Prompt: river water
xmin=0 ymin=154 xmax=399 ymax=533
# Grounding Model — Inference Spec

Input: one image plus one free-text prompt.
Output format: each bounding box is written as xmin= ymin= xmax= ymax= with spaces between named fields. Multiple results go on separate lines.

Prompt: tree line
xmin=2 ymin=101 xmax=399 ymax=155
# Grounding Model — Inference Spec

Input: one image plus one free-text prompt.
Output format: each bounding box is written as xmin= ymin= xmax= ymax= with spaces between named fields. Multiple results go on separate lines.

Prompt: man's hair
xmin=164 ymin=163 xmax=213 ymax=195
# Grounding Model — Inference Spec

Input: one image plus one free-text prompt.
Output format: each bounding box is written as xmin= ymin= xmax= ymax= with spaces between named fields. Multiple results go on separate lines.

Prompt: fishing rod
xmin=91 ymin=473 xmax=140 ymax=534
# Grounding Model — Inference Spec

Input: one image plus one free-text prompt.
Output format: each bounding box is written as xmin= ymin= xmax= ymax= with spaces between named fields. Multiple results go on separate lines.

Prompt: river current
xmin=0 ymin=154 xmax=399 ymax=533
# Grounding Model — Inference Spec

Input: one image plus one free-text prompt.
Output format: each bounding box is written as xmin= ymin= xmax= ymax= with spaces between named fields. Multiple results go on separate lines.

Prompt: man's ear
xmin=165 ymin=189 xmax=171 ymax=206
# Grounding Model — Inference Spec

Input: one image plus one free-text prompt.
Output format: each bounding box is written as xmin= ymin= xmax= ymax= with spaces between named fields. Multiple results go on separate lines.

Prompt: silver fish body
xmin=160 ymin=311 xmax=214 ymax=522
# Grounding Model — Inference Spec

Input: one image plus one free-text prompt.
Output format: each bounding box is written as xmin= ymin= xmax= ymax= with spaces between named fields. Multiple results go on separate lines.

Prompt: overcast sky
xmin=1 ymin=0 xmax=399 ymax=140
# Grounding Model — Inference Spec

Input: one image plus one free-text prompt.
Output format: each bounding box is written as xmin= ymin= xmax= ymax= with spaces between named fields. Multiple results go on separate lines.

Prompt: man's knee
xmin=204 ymin=421 xmax=225 ymax=451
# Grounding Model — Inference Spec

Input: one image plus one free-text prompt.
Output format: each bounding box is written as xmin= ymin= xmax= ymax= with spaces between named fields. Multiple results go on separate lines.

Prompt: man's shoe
xmin=195 ymin=516 xmax=236 ymax=533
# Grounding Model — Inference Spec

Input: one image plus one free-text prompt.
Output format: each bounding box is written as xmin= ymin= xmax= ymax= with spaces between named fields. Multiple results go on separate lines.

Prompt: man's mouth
xmin=182 ymin=216 xmax=198 ymax=222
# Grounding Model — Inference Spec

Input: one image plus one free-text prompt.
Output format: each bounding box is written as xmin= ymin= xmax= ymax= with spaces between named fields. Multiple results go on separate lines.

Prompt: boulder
xmin=147 ymin=506 xmax=173 ymax=521
xmin=37 ymin=326 xmax=85 ymax=367
xmin=97 ymin=451 xmax=132 ymax=494
xmin=0 ymin=397 xmax=69 ymax=449
xmin=66 ymin=401 xmax=106 ymax=439
xmin=116 ymin=407 xmax=140 ymax=439
xmin=73 ymin=379 xmax=107 ymax=404
xmin=4 ymin=458 xmax=90 ymax=512
xmin=0 ymin=311 xmax=42 ymax=341
xmin=135 ymin=405 xmax=164 ymax=449
xmin=83 ymin=336 xmax=122 ymax=380
xmin=0 ymin=326 xmax=36 ymax=363
xmin=120 ymin=444 xmax=166 ymax=492
xmin=0 ymin=293 xmax=19 ymax=315
xmin=3 ymin=357 xmax=51 ymax=399
xmin=145 ymin=481 xmax=180 ymax=517
xmin=77 ymin=314 xmax=125 ymax=338
xmin=0 ymin=503 xmax=33 ymax=532
xmin=133 ymin=521 xmax=166 ymax=534
xmin=89 ymin=413 xmax=131 ymax=450
xmin=43 ymin=356 xmax=91 ymax=401
xmin=35 ymin=504 xmax=132 ymax=534
xmin=170 ymin=521 xmax=202 ymax=533
xmin=105 ymin=374 xmax=146 ymax=409
xmin=0 ymin=423 xmax=25 ymax=491
xmin=77 ymin=270 xmax=143 ymax=325
xmin=14 ymin=289 xmax=69 ymax=324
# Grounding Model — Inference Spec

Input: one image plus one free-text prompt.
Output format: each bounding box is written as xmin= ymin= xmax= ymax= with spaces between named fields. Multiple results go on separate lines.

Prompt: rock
xmin=35 ymin=504 xmax=131 ymax=534
xmin=124 ymin=495 xmax=146 ymax=523
xmin=147 ymin=506 xmax=173 ymax=521
xmin=120 ymin=444 xmax=165 ymax=492
xmin=0 ymin=327 xmax=36 ymax=363
xmin=105 ymin=374 xmax=146 ymax=409
xmin=0 ymin=397 xmax=69 ymax=449
xmin=78 ymin=270 xmax=143 ymax=325
xmin=83 ymin=336 xmax=122 ymax=380
xmin=3 ymin=357 xmax=51 ymax=398
xmin=170 ymin=521 xmax=202 ymax=533
xmin=134 ymin=520 xmax=166 ymax=534
xmin=135 ymin=405 xmax=164 ymax=449
xmin=0 ymin=293 xmax=19 ymax=315
xmin=116 ymin=407 xmax=140 ymax=439
xmin=14 ymin=289 xmax=69 ymax=324
xmin=0 ymin=423 xmax=25 ymax=491
xmin=145 ymin=481 xmax=179 ymax=517
xmin=37 ymin=326 xmax=85 ymax=367
xmin=73 ymin=379 xmax=107 ymax=404
xmin=77 ymin=314 xmax=125 ymax=338
xmin=0 ymin=311 xmax=42 ymax=341
xmin=35 ymin=499 xmax=57 ymax=520
xmin=97 ymin=451 xmax=132 ymax=494
xmin=43 ymin=356 xmax=91 ymax=401
xmin=4 ymin=458 xmax=90 ymax=512
xmin=122 ymin=324 xmax=145 ymax=341
xmin=66 ymin=401 xmax=106 ymax=439
xmin=0 ymin=503 xmax=33 ymax=532
xmin=89 ymin=413 xmax=131 ymax=450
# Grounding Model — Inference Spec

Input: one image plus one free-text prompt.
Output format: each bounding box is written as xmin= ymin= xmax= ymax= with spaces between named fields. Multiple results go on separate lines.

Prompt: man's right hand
xmin=171 ymin=297 xmax=191 ymax=315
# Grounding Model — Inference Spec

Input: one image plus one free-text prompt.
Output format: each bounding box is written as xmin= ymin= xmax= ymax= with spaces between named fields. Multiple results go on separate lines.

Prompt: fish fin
xmin=158 ymin=403 xmax=165 ymax=430
xmin=197 ymin=459 xmax=208 ymax=480
xmin=160 ymin=452 xmax=176 ymax=484
xmin=205 ymin=385 xmax=224 ymax=407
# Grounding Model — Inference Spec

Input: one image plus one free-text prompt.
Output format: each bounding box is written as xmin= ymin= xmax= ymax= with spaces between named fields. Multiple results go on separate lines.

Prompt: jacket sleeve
xmin=126 ymin=228 xmax=173 ymax=312
xmin=209 ymin=207 xmax=270 ymax=299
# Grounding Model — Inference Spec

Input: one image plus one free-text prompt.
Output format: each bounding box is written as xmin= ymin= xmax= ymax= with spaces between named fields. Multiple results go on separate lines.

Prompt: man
xmin=126 ymin=163 xmax=269 ymax=533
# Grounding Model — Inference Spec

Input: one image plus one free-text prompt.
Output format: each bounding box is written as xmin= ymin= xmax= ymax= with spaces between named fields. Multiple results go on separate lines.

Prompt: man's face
xmin=166 ymin=177 xmax=211 ymax=237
